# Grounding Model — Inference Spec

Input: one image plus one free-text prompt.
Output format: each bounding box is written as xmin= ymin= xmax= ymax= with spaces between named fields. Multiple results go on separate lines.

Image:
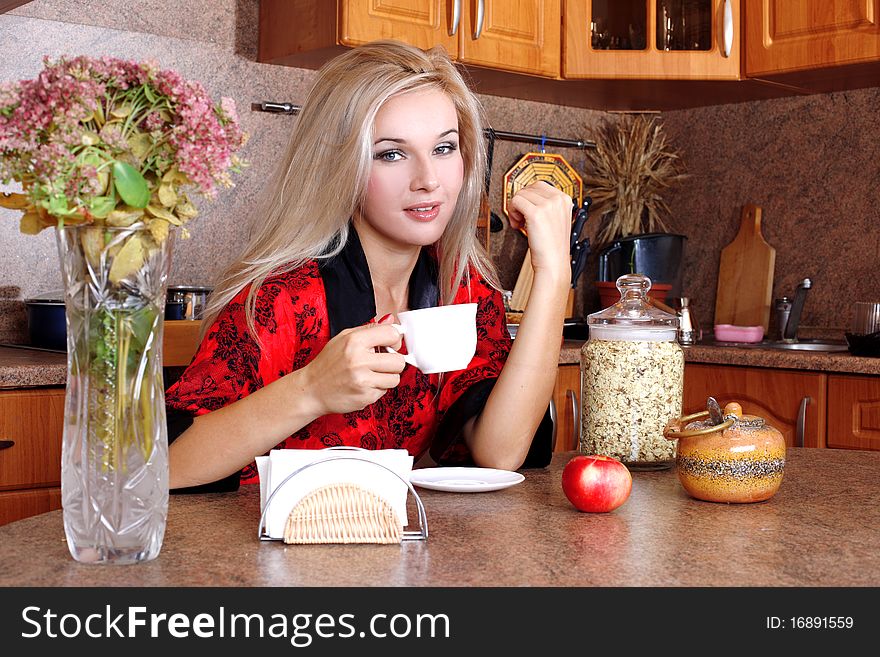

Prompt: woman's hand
xmin=298 ymin=318 xmax=406 ymax=416
xmin=507 ymin=180 xmax=573 ymax=283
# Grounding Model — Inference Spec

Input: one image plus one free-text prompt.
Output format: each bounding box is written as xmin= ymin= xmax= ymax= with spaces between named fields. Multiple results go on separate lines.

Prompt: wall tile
xmin=661 ymin=89 xmax=880 ymax=334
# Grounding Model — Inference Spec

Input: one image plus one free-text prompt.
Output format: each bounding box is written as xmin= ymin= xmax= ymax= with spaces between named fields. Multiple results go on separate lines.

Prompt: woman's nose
xmin=411 ymin=156 xmax=439 ymax=192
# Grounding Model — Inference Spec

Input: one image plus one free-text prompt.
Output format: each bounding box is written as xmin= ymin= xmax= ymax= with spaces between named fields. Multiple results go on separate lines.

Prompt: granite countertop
xmin=560 ymin=340 xmax=880 ymax=375
xmin=1 ymin=449 xmax=877 ymax=586
xmin=0 ymin=346 xmax=66 ymax=388
xmin=4 ymin=339 xmax=880 ymax=389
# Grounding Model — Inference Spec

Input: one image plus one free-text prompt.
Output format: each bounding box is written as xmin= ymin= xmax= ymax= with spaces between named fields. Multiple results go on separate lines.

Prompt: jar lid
xmin=588 ymin=274 xmax=679 ymax=341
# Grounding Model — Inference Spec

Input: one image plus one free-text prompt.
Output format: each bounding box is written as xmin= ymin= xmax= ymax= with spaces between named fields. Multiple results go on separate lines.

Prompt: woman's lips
xmin=403 ymin=203 xmax=440 ymax=222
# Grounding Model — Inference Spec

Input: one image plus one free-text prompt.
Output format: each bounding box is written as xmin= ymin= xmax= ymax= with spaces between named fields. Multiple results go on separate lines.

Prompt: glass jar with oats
xmin=581 ymin=274 xmax=683 ymax=470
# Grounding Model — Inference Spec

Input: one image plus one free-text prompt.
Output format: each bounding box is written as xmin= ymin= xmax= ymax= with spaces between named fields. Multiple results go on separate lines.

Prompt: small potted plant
xmin=583 ymin=115 xmax=688 ymax=307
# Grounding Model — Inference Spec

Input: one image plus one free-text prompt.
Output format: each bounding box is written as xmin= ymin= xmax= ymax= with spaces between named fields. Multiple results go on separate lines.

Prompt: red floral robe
xmin=165 ymin=229 xmax=551 ymax=486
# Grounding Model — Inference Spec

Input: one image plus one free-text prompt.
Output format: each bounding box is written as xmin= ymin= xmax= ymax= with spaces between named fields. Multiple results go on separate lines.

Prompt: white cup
xmin=387 ymin=303 xmax=478 ymax=374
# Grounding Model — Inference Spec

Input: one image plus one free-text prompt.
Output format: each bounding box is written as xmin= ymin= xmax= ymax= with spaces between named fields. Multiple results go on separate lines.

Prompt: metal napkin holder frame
xmin=257 ymin=447 xmax=428 ymax=543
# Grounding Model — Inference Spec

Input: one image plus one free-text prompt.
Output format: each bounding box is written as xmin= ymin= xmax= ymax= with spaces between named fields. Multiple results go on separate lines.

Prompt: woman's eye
xmin=375 ymin=149 xmax=403 ymax=162
xmin=435 ymin=142 xmax=458 ymax=155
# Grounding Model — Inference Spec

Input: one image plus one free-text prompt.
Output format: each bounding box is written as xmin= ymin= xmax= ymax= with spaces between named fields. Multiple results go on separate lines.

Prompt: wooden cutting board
xmin=714 ymin=204 xmax=776 ymax=332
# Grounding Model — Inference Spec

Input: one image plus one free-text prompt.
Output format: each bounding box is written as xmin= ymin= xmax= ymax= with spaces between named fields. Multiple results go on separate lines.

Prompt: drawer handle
xmin=566 ymin=389 xmax=579 ymax=451
xmin=0 ymin=440 xmax=14 ymax=450
xmin=796 ymin=396 xmax=810 ymax=448
xmin=449 ymin=0 xmax=461 ymax=36
xmin=721 ymin=0 xmax=734 ymax=58
xmin=474 ymin=0 xmax=485 ymax=39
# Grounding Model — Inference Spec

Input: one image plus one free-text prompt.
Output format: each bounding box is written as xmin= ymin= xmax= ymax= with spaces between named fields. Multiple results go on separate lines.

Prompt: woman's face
xmin=357 ymin=88 xmax=464 ymax=249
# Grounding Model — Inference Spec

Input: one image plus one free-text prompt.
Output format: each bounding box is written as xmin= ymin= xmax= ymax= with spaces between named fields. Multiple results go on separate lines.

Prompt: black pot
xmin=597 ymin=233 xmax=687 ymax=299
xmin=24 ymin=296 xmax=66 ymax=351
xmin=167 ymin=285 xmax=212 ymax=320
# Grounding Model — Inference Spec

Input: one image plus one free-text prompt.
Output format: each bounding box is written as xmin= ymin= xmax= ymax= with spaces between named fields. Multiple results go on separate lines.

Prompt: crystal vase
xmin=56 ymin=224 xmax=173 ymax=564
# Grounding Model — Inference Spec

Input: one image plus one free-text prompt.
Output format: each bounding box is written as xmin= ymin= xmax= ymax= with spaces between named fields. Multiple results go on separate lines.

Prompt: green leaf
xmin=112 ymin=161 xmax=150 ymax=209
xmin=143 ymin=84 xmax=157 ymax=104
xmin=88 ymin=196 xmax=117 ymax=219
xmin=80 ymin=131 xmax=101 ymax=146
xmin=78 ymin=151 xmax=103 ymax=167
xmin=127 ymin=132 xmax=152 ymax=159
xmin=46 ymin=195 xmax=73 ymax=216
xmin=146 ymin=204 xmax=181 ymax=225
xmin=108 ymin=232 xmax=146 ymax=283
xmin=110 ymin=104 xmax=133 ymax=118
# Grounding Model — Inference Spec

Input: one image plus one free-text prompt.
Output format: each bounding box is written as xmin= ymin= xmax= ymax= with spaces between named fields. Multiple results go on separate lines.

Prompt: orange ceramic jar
xmin=663 ymin=402 xmax=786 ymax=503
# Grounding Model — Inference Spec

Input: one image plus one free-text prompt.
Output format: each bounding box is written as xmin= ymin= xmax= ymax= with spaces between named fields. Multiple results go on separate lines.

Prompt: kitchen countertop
xmin=4 ymin=339 xmax=880 ymax=390
xmin=559 ymin=340 xmax=880 ymax=374
xmin=1 ymin=449 xmax=877 ymax=586
xmin=0 ymin=346 xmax=66 ymax=388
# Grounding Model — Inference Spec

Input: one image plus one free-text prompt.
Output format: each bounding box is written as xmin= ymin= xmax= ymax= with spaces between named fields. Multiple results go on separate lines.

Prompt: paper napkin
xmin=256 ymin=448 xmax=413 ymax=540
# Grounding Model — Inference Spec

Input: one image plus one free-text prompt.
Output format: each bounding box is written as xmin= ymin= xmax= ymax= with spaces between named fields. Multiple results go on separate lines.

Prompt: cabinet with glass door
xmin=563 ymin=0 xmax=740 ymax=79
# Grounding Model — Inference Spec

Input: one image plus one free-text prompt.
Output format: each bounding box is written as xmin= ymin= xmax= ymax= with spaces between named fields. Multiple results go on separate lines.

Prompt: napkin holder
xmin=257 ymin=451 xmax=428 ymax=544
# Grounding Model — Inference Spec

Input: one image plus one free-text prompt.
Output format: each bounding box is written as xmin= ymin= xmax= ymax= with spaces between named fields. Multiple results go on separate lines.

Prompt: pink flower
xmin=0 ymin=55 xmax=248 ymax=222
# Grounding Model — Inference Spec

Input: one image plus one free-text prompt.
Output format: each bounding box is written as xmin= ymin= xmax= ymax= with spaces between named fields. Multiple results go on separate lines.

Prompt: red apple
xmin=561 ymin=455 xmax=632 ymax=513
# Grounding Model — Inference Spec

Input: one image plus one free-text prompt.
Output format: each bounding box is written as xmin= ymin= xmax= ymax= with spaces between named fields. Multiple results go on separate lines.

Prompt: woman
xmin=166 ymin=41 xmax=573 ymax=490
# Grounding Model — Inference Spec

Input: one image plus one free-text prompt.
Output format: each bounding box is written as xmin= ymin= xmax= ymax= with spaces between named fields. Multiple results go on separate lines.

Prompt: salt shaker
xmin=677 ymin=297 xmax=700 ymax=345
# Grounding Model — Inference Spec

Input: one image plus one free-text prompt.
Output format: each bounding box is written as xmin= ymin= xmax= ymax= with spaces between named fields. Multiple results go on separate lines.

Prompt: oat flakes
xmin=580 ymin=338 xmax=683 ymax=467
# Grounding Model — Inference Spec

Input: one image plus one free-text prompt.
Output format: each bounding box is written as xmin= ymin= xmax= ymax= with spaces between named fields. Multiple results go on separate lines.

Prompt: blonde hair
xmin=201 ymin=40 xmax=499 ymax=339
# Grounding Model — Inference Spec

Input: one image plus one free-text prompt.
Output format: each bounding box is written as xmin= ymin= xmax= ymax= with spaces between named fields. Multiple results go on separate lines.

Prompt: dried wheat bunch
xmin=583 ymin=115 xmax=687 ymax=246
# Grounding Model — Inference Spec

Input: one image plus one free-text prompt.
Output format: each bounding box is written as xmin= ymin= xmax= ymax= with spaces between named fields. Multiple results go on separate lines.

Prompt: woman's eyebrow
xmin=373 ymin=128 xmax=459 ymax=145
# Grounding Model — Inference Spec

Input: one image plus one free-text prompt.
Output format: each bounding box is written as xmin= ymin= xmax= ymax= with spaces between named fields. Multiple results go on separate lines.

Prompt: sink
xmin=760 ymin=339 xmax=848 ymax=352
xmin=705 ymin=338 xmax=848 ymax=352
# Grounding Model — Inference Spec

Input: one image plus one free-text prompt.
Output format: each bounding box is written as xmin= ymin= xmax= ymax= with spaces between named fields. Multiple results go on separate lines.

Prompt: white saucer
xmin=409 ymin=467 xmax=524 ymax=493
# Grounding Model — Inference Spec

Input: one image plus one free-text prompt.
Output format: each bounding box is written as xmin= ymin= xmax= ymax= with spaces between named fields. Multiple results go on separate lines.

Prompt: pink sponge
xmin=714 ymin=324 xmax=764 ymax=343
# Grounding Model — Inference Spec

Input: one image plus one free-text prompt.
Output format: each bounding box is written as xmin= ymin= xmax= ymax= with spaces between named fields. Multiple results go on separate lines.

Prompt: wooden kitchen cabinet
xmin=683 ymin=363 xmax=826 ymax=448
xmin=0 ymin=0 xmax=32 ymax=14
xmin=339 ymin=0 xmax=458 ymax=52
xmin=259 ymin=0 xmax=560 ymax=77
xmin=163 ymin=319 xmax=203 ymax=367
xmin=744 ymin=0 xmax=880 ymax=82
xmin=826 ymin=374 xmax=880 ymax=451
xmin=0 ymin=387 xmax=65 ymax=526
xmin=553 ymin=364 xmax=580 ymax=452
xmin=458 ymin=0 xmax=561 ymax=76
xmin=0 ymin=488 xmax=61 ymax=526
xmin=563 ymin=0 xmax=741 ymax=79
xmin=743 ymin=0 xmax=880 ymax=95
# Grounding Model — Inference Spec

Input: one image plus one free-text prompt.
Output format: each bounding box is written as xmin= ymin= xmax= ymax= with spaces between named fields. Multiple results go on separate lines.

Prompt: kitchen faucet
xmin=782 ymin=278 xmax=812 ymax=342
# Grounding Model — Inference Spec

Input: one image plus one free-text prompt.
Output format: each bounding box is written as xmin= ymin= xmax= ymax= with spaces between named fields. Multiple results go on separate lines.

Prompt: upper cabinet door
xmin=563 ymin=0 xmax=741 ymax=79
xmin=458 ymin=0 xmax=561 ymax=77
xmin=744 ymin=0 xmax=880 ymax=77
xmin=340 ymin=0 xmax=460 ymax=53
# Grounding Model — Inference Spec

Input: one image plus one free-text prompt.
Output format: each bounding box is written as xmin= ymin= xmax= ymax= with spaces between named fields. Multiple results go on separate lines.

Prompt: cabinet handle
xmin=566 ymin=389 xmax=579 ymax=451
xmin=549 ymin=396 xmax=558 ymax=452
xmin=796 ymin=396 xmax=810 ymax=448
xmin=474 ymin=0 xmax=485 ymax=39
xmin=721 ymin=0 xmax=733 ymax=58
xmin=0 ymin=440 xmax=14 ymax=450
xmin=449 ymin=0 xmax=461 ymax=36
